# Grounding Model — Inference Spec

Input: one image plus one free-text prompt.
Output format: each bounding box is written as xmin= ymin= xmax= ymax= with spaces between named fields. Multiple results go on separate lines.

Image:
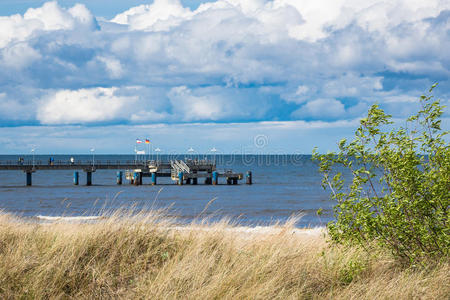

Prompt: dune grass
xmin=0 ymin=211 xmax=448 ymax=299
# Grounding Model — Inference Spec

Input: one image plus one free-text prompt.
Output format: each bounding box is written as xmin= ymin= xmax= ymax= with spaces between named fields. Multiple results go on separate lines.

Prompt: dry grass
xmin=0 ymin=212 xmax=448 ymax=299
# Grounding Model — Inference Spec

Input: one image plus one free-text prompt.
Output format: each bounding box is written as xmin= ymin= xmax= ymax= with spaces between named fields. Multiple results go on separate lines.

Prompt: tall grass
xmin=0 ymin=211 xmax=448 ymax=299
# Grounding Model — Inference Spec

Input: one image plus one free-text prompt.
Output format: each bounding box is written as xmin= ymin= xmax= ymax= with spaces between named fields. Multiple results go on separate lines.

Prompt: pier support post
xmin=205 ymin=171 xmax=212 ymax=185
xmin=139 ymin=172 xmax=143 ymax=185
xmin=26 ymin=171 xmax=32 ymax=186
xmin=227 ymin=178 xmax=232 ymax=185
xmin=186 ymin=178 xmax=191 ymax=185
xmin=212 ymin=171 xmax=218 ymax=185
xmin=246 ymin=171 xmax=252 ymax=185
xmin=117 ymin=171 xmax=123 ymax=185
xmin=129 ymin=172 xmax=134 ymax=185
xmin=133 ymin=172 xmax=141 ymax=186
xmin=151 ymin=172 xmax=157 ymax=185
xmin=73 ymin=171 xmax=79 ymax=185
xmin=192 ymin=171 xmax=197 ymax=185
xmin=178 ymin=172 xmax=183 ymax=185
xmin=232 ymin=178 xmax=238 ymax=185
xmin=86 ymin=172 xmax=92 ymax=186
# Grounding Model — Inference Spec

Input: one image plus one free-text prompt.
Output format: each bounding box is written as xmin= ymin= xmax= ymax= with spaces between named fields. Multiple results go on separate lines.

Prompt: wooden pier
xmin=0 ymin=159 xmax=252 ymax=186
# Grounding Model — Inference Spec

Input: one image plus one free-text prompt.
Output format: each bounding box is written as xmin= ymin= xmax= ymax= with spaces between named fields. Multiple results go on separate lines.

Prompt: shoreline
xmin=27 ymin=213 xmax=328 ymax=230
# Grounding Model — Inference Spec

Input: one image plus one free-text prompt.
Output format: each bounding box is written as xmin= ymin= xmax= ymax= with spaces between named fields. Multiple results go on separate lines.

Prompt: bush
xmin=313 ymin=84 xmax=449 ymax=265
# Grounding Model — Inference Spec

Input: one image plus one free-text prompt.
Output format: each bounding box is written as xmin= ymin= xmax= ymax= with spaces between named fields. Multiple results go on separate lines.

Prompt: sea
xmin=0 ymin=154 xmax=343 ymax=227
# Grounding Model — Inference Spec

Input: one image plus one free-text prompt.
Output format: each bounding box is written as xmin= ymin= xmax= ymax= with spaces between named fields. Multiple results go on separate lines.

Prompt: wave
xmin=36 ymin=215 xmax=103 ymax=221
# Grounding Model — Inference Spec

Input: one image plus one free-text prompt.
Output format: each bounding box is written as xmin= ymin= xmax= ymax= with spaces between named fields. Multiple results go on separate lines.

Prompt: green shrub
xmin=313 ymin=84 xmax=449 ymax=265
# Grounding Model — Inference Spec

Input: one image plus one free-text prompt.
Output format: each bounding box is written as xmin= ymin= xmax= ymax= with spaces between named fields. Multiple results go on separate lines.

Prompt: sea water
xmin=0 ymin=154 xmax=341 ymax=227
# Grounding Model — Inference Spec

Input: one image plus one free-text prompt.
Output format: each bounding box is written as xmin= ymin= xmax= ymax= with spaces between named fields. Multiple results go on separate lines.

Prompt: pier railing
xmin=0 ymin=160 xmax=149 ymax=167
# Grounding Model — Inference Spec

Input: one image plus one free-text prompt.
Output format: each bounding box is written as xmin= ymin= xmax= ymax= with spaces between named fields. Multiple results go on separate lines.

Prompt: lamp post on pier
xmin=31 ymin=148 xmax=35 ymax=168
xmin=210 ymin=147 xmax=217 ymax=164
xmin=90 ymin=148 xmax=95 ymax=167
xmin=155 ymin=148 xmax=161 ymax=163
xmin=187 ymin=147 xmax=195 ymax=162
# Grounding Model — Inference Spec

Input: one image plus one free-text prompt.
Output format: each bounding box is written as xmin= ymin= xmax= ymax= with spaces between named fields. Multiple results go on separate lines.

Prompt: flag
xmin=136 ymin=139 xmax=142 ymax=144
xmin=145 ymin=139 xmax=150 ymax=144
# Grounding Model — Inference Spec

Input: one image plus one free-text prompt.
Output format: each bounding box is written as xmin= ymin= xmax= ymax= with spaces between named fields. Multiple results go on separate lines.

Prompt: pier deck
xmin=0 ymin=159 xmax=251 ymax=186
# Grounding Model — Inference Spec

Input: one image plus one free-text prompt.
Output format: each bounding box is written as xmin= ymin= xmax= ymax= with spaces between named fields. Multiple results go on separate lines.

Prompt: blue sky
xmin=0 ymin=0 xmax=449 ymax=154
xmin=0 ymin=0 xmax=214 ymax=18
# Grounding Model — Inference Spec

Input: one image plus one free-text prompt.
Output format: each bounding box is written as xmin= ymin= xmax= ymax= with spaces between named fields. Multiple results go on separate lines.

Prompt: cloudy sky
xmin=0 ymin=0 xmax=449 ymax=154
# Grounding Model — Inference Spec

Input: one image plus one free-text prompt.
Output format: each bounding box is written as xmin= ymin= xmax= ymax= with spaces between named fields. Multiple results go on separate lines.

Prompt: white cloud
xmin=96 ymin=56 xmax=124 ymax=78
xmin=1 ymin=42 xmax=41 ymax=69
xmin=0 ymin=1 xmax=97 ymax=48
xmin=279 ymin=0 xmax=447 ymax=41
xmin=0 ymin=119 xmax=364 ymax=154
xmin=130 ymin=110 xmax=170 ymax=122
xmin=292 ymin=98 xmax=346 ymax=119
xmin=37 ymin=87 xmax=137 ymax=124
xmin=382 ymin=95 xmax=418 ymax=103
xmin=0 ymin=14 xmax=40 ymax=48
xmin=111 ymin=0 xmax=192 ymax=31
xmin=0 ymin=0 xmax=448 ymax=128
xmin=168 ymin=86 xmax=230 ymax=121
xmin=323 ymin=74 xmax=383 ymax=98
xmin=24 ymin=1 xmax=76 ymax=30
xmin=0 ymin=92 xmax=36 ymax=121
xmin=296 ymin=85 xmax=309 ymax=96
xmin=283 ymin=74 xmax=384 ymax=105
xmin=24 ymin=1 xmax=97 ymax=30
xmin=68 ymin=4 xmax=97 ymax=27
xmin=0 ymin=1 xmax=98 ymax=74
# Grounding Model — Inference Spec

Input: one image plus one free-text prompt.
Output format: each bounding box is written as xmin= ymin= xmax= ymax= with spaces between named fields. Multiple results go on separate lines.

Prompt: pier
xmin=0 ymin=159 xmax=251 ymax=186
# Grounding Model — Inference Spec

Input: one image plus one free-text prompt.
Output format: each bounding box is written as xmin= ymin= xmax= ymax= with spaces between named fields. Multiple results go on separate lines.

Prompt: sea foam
xmin=36 ymin=215 xmax=103 ymax=221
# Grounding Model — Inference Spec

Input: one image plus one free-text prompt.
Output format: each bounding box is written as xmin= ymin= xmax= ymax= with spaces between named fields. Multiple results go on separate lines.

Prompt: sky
xmin=0 ymin=0 xmax=449 ymax=154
